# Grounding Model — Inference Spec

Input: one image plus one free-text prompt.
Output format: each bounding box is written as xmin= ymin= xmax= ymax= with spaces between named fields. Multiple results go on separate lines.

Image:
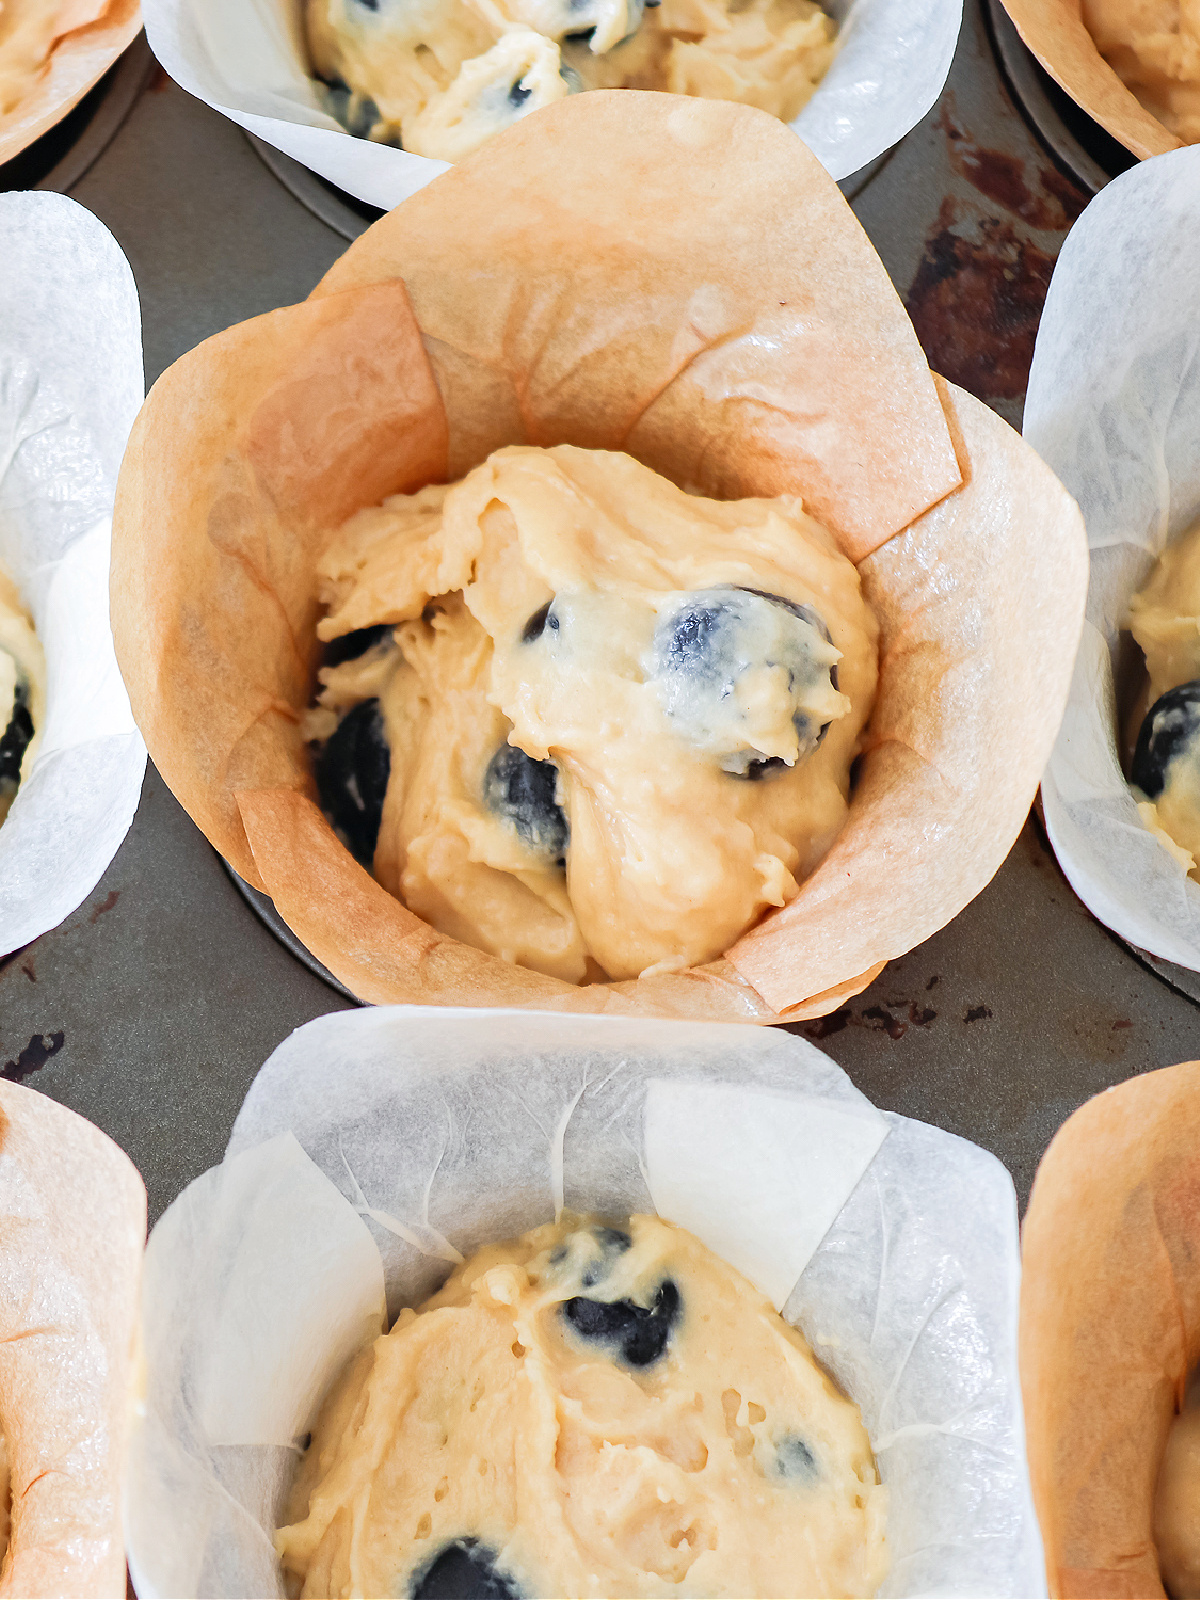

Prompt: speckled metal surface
xmin=1 ymin=0 xmax=1196 ymax=1232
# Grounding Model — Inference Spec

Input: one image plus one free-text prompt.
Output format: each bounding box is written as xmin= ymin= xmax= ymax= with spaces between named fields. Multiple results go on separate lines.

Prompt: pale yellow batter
xmin=306 ymin=0 xmax=836 ymax=161
xmin=277 ymin=1213 xmax=887 ymax=1600
xmin=0 ymin=563 xmax=44 ymax=826
xmin=305 ymin=445 xmax=877 ymax=984
xmin=1083 ymin=0 xmax=1200 ymax=144
xmin=1156 ymin=1374 xmax=1200 ymax=1597
xmin=0 ymin=0 xmax=109 ymax=118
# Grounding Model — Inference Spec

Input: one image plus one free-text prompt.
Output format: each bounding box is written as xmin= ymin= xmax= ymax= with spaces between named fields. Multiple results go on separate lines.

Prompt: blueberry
xmin=773 ymin=1434 xmax=819 ymax=1484
xmin=483 ymin=745 xmax=567 ymax=866
xmin=412 ymin=1542 xmax=521 ymax=1600
xmin=562 ymin=1278 xmax=680 ymax=1366
xmin=322 ymin=623 xmax=393 ymax=668
xmin=651 ymin=588 xmax=838 ymax=777
xmin=0 ymin=681 xmax=33 ymax=791
xmin=521 ymin=601 xmax=558 ymax=643
xmin=319 ymin=78 xmax=383 ymax=139
xmin=1133 ymin=680 xmax=1200 ymax=800
xmin=315 ymin=699 xmax=390 ymax=867
xmin=579 ymin=1226 xmax=632 ymax=1288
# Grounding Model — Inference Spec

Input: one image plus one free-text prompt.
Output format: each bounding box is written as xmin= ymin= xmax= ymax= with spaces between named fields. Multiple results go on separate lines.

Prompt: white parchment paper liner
xmin=1026 ymin=148 xmax=1200 ymax=971
xmin=127 ymin=1007 xmax=1042 ymax=1600
xmin=141 ymin=0 xmax=962 ymax=207
xmin=0 ymin=192 xmax=146 ymax=954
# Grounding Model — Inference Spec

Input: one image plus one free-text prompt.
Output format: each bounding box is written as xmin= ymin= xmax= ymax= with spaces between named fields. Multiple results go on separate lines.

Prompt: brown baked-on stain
xmin=2 ymin=1030 xmax=65 ymax=1083
xmin=799 ymin=997 xmax=938 ymax=1041
xmin=964 ymin=1004 xmax=993 ymax=1023
xmin=906 ymin=102 xmax=1089 ymax=404
xmin=906 ymin=199 xmax=1057 ymax=402
xmin=803 ymin=1006 xmax=851 ymax=1039
xmin=90 ymin=889 xmax=120 ymax=924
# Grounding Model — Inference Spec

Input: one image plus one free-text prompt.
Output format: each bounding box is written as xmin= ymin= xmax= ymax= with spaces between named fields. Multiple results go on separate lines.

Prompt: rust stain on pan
xmin=2 ymin=1030 xmax=65 ymax=1082
xmin=90 ymin=889 xmax=121 ymax=924
xmin=906 ymin=104 xmax=1089 ymax=404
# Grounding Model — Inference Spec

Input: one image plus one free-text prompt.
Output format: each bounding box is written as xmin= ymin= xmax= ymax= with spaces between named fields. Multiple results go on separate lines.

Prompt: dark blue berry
xmin=483 ymin=745 xmax=567 ymax=865
xmin=774 ymin=1434 xmax=819 ymax=1483
xmin=321 ymin=624 xmax=392 ymax=668
xmin=562 ymin=1278 xmax=680 ymax=1366
xmin=0 ymin=682 xmax=33 ymax=791
xmin=315 ymin=699 xmax=390 ymax=867
xmin=412 ymin=1542 xmax=521 ymax=1600
xmin=507 ymin=79 xmax=532 ymax=107
xmin=1133 ymin=680 xmax=1200 ymax=800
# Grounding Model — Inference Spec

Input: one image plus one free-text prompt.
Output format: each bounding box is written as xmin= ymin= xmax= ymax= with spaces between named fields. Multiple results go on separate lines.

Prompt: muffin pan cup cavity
xmin=0 ymin=0 xmax=142 ymax=168
xmin=1029 ymin=148 xmax=1200 ymax=975
xmin=1019 ymin=1061 xmax=1200 ymax=1599
xmin=126 ymin=1007 xmax=1043 ymax=1600
xmin=0 ymin=193 xmax=146 ymax=957
xmin=0 ymin=1082 xmax=145 ymax=1599
xmin=141 ymin=0 xmax=962 ymax=208
xmin=109 ymin=93 xmax=1086 ymax=1022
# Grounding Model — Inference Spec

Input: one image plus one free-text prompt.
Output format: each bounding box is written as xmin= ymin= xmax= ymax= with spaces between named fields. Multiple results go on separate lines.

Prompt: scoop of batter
xmin=305 ymin=0 xmax=835 ymax=162
xmin=0 ymin=565 xmax=44 ymax=826
xmin=1126 ymin=525 xmax=1200 ymax=876
xmin=304 ymin=445 xmax=877 ymax=984
xmin=276 ymin=1213 xmax=887 ymax=1599
xmin=1083 ymin=0 xmax=1200 ymax=144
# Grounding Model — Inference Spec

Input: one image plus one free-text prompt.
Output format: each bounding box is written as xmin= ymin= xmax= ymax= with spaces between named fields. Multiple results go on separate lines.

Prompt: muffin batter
xmin=1156 ymin=1373 xmax=1200 ymax=1597
xmin=305 ymin=445 xmax=878 ymax=983
xmin=276 ymin=1214 xmax=887 ymax=1599
xmin=1083 ymin=0 xmax=1200 ymax=144
xmin=0 ymin=0 xmax=111 ymax=117
xmin=0 ymin=564 xmax=44 ymax=826
xmin=306 ymin=0 xmax=836 ymax=161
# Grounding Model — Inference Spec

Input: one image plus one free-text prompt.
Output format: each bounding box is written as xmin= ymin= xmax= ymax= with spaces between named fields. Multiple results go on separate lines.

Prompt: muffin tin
xmin=1 ymin=0 xmax=1197 ymax=1233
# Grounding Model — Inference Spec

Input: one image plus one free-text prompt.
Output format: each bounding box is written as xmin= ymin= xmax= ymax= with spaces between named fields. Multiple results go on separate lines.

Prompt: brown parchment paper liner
xmin=999 ymin=0 xmax=1181 ymax=162
xmin=0 ymin=0 xmax=142 ymax=168
xmin=1019 ymin=1062 xmax=1200 ymax=1600
xmin=0 ymin=1081 xmax=145 ymax=1598
xmin=112 ymin=92 xmax=1087 ymax=1022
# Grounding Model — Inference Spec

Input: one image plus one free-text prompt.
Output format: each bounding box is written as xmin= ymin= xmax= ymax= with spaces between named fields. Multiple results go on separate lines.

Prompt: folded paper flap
xmin=1020 ymin=1063 xmax=1200 ymax=1598
xmin=999 ymin=0 xmax=1180 ymax=161
xmin=112 ymin=284 xmax=445 ymax=882
xmin=0 ymin=0 xmax=141 ymax=169
xmin=0 ymin=1082 xmax=145 ymax=1600
xmin=727 ymin=379 xmax=1087 ymax=1009
xmin=313 ymin=93 xmax=962 ymax=556
xmin=128 ymin=1006 xmax=1041 ymax=1598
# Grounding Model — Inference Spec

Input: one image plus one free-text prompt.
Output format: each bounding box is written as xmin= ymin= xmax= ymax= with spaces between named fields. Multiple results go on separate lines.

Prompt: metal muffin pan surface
xmin=1 ymin=0 xmax=1197 ymax=1235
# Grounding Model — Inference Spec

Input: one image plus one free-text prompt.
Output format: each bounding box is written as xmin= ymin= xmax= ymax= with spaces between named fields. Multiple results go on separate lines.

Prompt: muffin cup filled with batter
xmin=125 ymin=1007 xmax=1044 ymax=1599
xmin=1029 ymin=146 xmax=1200 ymax=975
xmin=0 ymin=0 xmax=142 ymax=167
xmin=999 ymin=0 xmax=1192 ymax=163
xmin=111 ymin=92 xmax=1086 ymax=1023
xmin=0 ymin=1081 xmax=145 ymax=1598
xmin=1020 ymin=1060 xmax=1200 ymax=1600
xmin=0 ymin=193 xmax=147 ymax=959
xmin=141 ymin=0 xmax=963 ymax=209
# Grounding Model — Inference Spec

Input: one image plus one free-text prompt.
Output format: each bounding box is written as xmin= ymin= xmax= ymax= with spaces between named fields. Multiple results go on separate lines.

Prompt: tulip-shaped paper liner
xmin=0 ymin=192 xmax=148 ymax=958
xmin=1028 ymin=148 xmax=1200 ymax=973
xmin=0 ymin=1081 xmax=145 ymax=1599
xmin=999 ymin=0 xmax=1181 ymax=163
xmin=0 ymin=0 xmax=143 ymax=168
xmin=111 ymin=93 xmax=1087 ymax=1022
xmin=1019 ymin=1062 xmax=1200 ymax=1600
xmin=126 ymin=1007 xmax=1044 ymax=1600
xmin=142 ymin=0 xmax=962 ymax=210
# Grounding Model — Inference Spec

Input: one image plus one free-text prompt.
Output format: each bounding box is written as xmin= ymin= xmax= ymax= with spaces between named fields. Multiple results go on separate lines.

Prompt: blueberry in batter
xmin=412 ymin=1541 xmax=521 ymax=1600
xmin=562 ymin=1276 xmax=680 ymax=1366
xmin=482 ymin=744 xmax=568 ymax=865
xmin=315 ymin=697 xmax=391 ymax=866
xmin=1133 ymin=681 xmax=1200 ymax=800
